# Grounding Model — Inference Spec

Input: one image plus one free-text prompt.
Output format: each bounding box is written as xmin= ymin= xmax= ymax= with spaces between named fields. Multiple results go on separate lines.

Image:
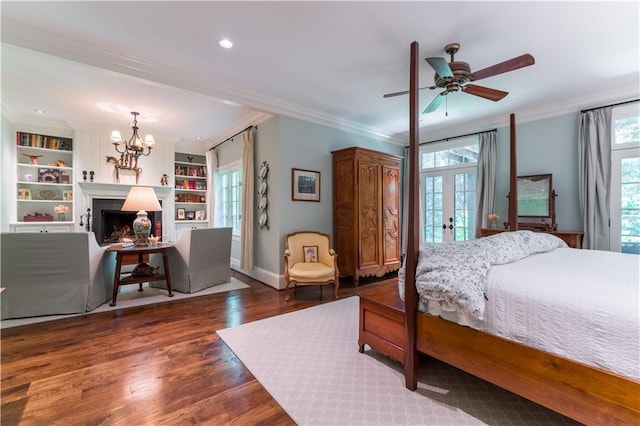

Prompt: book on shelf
xmin=175 ymin=165 xmax=206 ymax=177
xmin=175 ymin=192 xmax=205 ymax=203
xmin=176 ymin=179 xmax=205 ymax=190
xmin=16 ymin=132 xmax=73 ymax=151
xmin=18 ymin=188 xmax=32 ymax=200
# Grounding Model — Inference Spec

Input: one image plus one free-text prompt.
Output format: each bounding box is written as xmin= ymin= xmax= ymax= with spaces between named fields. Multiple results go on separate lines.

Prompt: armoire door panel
xmin=358 ymin=162 xmax=379 ymax=268
xmin=382 ymin=166 xmax=401 ymax=265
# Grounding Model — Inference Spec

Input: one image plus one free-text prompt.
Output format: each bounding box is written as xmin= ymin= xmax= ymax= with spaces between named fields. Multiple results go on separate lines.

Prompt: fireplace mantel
xmin=78 ymin=182 xmax=172 ymax=199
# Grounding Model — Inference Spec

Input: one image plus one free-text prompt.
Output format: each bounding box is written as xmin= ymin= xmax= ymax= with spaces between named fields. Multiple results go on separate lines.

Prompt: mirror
xmin=516 ymin=174 xmax=557 ymax=230
xmin=517 ymin=174 xmax=552 ymax=217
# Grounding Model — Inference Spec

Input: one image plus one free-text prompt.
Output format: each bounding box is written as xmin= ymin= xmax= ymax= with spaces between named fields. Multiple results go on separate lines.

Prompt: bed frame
xmin=358 ymin=41 xmax=639 ymax=425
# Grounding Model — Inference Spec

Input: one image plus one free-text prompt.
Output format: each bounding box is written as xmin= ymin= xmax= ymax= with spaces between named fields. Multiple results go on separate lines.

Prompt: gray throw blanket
xmin=399 ymin=231 xmax=567 ymax=319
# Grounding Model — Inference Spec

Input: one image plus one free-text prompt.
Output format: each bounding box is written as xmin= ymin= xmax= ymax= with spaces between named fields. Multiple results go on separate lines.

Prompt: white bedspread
xmin=399 ymin=231 xmax=566 ymax=319
xmin=430 ymin=247 xmax=640 ymax=380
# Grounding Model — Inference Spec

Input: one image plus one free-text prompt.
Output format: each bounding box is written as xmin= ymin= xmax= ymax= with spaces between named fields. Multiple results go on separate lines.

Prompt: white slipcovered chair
xmin=283 ymin=231 xmax=339 ymax=301
xmin=151 ymin=227 xmax=232 ymax=293
xmin=0 ymin=232 xmax=115 ymax=319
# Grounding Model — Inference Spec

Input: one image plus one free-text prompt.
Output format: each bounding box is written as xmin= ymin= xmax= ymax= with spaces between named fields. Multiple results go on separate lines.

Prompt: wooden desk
xmin=480 ymin=228 xmax=584 ymax=249
xmin=107 ymin=243 xmax=174 ymax=306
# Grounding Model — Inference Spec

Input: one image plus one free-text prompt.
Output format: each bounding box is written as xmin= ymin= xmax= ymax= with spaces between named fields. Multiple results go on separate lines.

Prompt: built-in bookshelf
xmin=174 ymin=152 xmax=208 ymax=225
xmin=15 ymin=132 xmax=74 ymax=231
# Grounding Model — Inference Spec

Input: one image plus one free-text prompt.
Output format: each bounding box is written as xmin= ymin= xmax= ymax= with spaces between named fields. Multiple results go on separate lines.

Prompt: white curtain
xmin=474 ymin=131 xmax=497 ymax=238
xmin=240 ymin=129 xmax=254 ymax=269
xmin=579 ymin=108 xmax=612 ymax=250
xmin=205 ymin=149 xmax=218 ymax=227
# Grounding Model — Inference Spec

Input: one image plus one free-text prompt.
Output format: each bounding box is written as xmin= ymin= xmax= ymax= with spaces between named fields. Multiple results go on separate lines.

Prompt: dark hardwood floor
xmin=1 ymin=271 xmax=396 ymax=425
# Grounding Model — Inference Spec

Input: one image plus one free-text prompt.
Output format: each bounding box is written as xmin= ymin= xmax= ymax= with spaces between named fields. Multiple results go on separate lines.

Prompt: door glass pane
xmin=454 ymin=172 xmax=476 ymax=241
xmin=614 ymin=117 xmax=640 ymax=145
xmin=620 ymin=156 xmax=640 ymax=253
xmin=423 ymin=176 xmax=443 ymax=243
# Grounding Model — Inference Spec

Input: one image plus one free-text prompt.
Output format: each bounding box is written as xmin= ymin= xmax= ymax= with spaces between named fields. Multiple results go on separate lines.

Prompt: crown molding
xmin=207 ymin=111 xmax=274 ymax=147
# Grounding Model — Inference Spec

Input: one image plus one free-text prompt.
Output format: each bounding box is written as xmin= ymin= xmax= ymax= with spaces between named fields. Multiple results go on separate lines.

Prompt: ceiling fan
xmin=384 ymin=43 xmax=535 ymax=114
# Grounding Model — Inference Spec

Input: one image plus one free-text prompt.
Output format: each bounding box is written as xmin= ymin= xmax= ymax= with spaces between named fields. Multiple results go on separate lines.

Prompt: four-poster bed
xmin=358 ymin=41 xmax=639 ymax=425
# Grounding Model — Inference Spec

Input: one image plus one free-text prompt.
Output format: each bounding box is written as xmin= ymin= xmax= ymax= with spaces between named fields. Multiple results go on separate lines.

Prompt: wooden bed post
xmin=403 ymin=41 xmax=420 ymax=390
xmin=508 ymin=113 xmax=518 ymax=231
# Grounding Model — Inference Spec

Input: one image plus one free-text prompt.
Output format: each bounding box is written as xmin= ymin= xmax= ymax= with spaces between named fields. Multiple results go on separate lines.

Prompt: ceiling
xmin=2 ymin=1 xmax=639 ymax=148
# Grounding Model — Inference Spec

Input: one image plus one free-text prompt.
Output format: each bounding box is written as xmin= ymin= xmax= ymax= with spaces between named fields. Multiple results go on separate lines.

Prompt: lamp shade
xmin=121 ymin=186 xmax=162 ymax=212
xmin=110 ymin=130 xmax=123 ymax=143
xmin=121 ymin=186 xmax=162 ymax=246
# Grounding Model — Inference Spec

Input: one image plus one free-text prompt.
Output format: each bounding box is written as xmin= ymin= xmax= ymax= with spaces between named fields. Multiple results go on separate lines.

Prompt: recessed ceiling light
xmin=34 ymin=109 xmax=45 ymax=114
xmin=218 ymin=38 xmax=233 ymax=49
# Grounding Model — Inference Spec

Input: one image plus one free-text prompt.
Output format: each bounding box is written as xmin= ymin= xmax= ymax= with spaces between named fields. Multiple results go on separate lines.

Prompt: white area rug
xmin=1 ymin=278 xmax=249 ymax=329
xmin=217 ymin=296 xmax=577 ymax=426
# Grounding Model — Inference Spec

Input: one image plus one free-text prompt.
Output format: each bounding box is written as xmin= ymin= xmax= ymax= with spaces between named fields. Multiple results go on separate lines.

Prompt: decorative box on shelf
xmin=23 ymin=213 xmax=54 ymax=222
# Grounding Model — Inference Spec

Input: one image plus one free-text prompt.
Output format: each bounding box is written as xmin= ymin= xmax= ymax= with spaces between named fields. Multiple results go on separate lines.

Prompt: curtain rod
xmin=419 ymin=128 xmax=497 ymax=146
xmin=581 ymin=98 xmax=639 ymax=113
xmin=209 ymin=125 xmax=256 ymax=151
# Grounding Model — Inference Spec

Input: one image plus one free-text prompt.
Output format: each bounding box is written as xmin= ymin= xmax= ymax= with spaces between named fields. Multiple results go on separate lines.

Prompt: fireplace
xmin=79 ymin=183 xmax=171 ymax=244
xmin=93 ymin=198 xmax=162 ymax=245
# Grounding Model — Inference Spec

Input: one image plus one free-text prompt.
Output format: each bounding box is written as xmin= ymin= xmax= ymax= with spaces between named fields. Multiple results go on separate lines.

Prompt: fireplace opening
xmin=93 ymin=198 xmax=162 ymax=245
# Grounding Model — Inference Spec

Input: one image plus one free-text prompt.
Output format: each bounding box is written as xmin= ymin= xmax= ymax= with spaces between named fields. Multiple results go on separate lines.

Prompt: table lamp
xmin=121 ymin=186 xmax=162 ymax=246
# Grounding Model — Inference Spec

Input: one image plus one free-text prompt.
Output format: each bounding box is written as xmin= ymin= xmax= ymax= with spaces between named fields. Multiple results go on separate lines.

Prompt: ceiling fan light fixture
xmin=384 ymin=43 xmax=534 ymax=115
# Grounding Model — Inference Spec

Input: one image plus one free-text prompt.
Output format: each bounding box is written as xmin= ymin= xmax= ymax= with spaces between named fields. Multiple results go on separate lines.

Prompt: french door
xmin=610 ymin=148 xmax=640 ymax=253
xmin=421 ymin=167 xmax=476 ymax=243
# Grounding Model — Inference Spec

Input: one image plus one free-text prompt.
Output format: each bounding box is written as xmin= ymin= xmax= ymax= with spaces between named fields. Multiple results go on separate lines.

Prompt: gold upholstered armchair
xmin=283 ymin=231 xmax=339 ymax=302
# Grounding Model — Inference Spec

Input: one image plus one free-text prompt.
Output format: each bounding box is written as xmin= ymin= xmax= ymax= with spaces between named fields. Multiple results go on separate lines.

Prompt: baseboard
xmin=231 ymin=257 xmax=284 ymax=290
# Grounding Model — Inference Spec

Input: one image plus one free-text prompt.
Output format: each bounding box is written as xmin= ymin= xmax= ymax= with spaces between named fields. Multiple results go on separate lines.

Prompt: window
xmin=610 ymin=103 xmax=640 ymax=253
xmin=216 ymin=162 xmax=243 ymax=235
xmin=420 ymin=137 xmax=479 ymax=242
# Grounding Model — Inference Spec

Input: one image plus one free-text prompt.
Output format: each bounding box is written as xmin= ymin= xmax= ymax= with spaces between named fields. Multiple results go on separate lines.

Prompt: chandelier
xmin=108 ymin=111 xmax=155 ymax=183
xmin=110 ymin=111 xmax=155 ymax=159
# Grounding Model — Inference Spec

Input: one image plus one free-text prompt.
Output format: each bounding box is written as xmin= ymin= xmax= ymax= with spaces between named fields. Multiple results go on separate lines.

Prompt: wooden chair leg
xmin=285 ymin=280 xmax=292 ymax=302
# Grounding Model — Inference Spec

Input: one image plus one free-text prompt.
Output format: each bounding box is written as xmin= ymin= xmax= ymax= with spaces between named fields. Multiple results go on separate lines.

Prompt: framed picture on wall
xmin=291 ymin=168 xmax=320 ymax=202
xmin=177 ymin=208 xmax=186 ymax=220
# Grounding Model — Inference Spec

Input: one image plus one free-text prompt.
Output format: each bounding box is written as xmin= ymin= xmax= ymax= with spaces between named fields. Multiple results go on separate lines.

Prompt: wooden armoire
xmin=332 ymin=147 xmax=402 ymax=285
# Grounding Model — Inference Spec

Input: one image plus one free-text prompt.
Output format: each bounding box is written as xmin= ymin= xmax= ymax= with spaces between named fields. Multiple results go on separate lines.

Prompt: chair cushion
xmin=289 ymin=262 xmax=335 ymax=283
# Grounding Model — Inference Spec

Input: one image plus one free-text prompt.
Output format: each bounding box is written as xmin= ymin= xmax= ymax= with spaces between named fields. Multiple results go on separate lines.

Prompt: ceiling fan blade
xmin=423 ymin=93 xmax=445 ymax=114
xmin=383 ymin=85 xmax=433 ymax=98
xmin=462 ymin=84 xmax=508 ymax=101
xmin=425 ymin=57 xmax=453 ymax=78
xmin=468 ymin=54 xmax=535 ymax=82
